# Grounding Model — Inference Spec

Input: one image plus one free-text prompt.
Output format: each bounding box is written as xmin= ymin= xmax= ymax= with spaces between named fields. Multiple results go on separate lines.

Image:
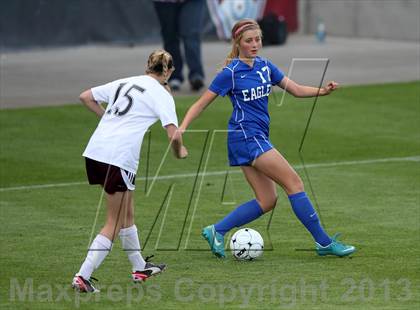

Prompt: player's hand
xmin=322 ymin=81 xmax=339 ymax=95
xmin=179 ymin=146 xmax=188 ymax=159
xmin=172 ymin=128 xmax=185 ymax=141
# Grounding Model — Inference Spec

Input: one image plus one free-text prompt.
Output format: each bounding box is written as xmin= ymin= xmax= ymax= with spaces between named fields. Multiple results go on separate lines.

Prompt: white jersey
xmin=83 ymin=75 xmax=178 ymax=174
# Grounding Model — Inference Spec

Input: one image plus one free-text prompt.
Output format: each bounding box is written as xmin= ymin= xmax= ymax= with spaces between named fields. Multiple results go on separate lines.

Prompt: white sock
xmin=77 ymin=234 xmax=112 ymax=279
xmin=119 ymin=225 xmax=146 ymax=272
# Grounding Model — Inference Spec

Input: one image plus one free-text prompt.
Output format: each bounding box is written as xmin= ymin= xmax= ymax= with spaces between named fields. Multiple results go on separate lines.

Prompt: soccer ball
xmin=230 ymin=228 xmax=264 ymax=260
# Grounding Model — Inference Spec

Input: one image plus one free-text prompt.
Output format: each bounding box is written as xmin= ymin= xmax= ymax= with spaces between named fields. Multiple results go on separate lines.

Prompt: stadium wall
xmin=0 ymin=0 xmax=217 ymax=50
xmin=0 ymin=0 xmax=298 ymax=50
xmin=298 ymin=0 xmax=420 ymax=41
xmin=2 ymin=0 xmax=418 ymax=50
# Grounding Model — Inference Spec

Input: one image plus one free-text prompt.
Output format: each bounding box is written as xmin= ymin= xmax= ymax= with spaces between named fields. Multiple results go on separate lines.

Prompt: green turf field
xmin=0 ymin=81 xmax=419 ymax=309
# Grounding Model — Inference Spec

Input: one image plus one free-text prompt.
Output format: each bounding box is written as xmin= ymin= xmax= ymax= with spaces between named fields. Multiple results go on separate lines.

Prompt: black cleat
xmin=72 ymin=275 xmax=99 ymax=293
xmin=132 ymin=255 xmax=166 ymax=282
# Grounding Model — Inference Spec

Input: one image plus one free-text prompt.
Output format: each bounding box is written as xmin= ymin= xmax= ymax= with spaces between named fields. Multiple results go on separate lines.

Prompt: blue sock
xmin=288 ymin=192 xmax=331 ymax=246
xmin=214 ymin=199 xmax=264 ymax=236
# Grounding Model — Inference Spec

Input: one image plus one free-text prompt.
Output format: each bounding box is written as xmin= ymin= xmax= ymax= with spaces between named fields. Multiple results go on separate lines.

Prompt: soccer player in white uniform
xmin=72 ymin=50 xmax=187 ymax=293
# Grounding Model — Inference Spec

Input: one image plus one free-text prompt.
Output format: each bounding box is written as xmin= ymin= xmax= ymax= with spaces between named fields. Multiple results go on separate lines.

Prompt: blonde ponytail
xmin=224 ymin=44 xmax=240 ymax=67
xmin=146 ymin=49 xmax=173 ymax=76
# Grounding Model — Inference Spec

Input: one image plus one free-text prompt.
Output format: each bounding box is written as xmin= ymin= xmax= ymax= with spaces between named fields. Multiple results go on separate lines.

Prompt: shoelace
xmin=145 ymin=255 xmax=154 ymax=262
xmin=331 ymin=233 xmax=348 ymax=247
xmin=331 ymin=233 xmax=341 ymax=242
xmin=144 ymin=254 xmax=165 ymax=270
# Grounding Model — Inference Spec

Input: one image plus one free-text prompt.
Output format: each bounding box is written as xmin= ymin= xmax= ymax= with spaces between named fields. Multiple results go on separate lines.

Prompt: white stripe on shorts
xmin=240 ymin=123 xmax=248 ymax=139
xmin=260 ymin=135 xmax=272 ymax=147
xmin=120 ymin=169 xmax=135 ymax=191
xmin=253 ymin=136 xmax=264 ymax=152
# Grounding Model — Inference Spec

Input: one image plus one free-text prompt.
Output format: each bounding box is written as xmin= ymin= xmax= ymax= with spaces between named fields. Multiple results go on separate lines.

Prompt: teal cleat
xmin=201 ymin=225 xmax=225 ymax=258
xmin=316 ymin=233 xmax=356 ymax=257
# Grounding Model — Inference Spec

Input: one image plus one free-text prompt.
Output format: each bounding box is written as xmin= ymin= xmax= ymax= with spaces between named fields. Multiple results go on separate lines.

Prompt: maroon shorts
xmin=85 ymin=157 xmax=136 ymax=194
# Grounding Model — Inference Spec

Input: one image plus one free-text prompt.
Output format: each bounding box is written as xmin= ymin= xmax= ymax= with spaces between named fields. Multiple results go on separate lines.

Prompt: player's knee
xmin=286 ymin=174 xmax=304 ymax=194
xmin=258 ymin=195 xmax=278 ymax=212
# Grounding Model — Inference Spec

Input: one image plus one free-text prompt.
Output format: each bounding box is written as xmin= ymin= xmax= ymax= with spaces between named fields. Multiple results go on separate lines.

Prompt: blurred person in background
xmin=153 ymin=0 xmax=205 ymax=92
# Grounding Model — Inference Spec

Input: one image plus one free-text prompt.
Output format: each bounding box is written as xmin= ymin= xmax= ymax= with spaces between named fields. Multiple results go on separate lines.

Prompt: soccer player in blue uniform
xmin=179 ymin=19 xmax=355 ymax=258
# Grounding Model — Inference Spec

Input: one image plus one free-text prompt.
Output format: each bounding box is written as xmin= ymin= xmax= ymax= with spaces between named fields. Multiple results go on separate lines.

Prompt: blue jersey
xmin=209 ymin=56 xmax=284 ymax=139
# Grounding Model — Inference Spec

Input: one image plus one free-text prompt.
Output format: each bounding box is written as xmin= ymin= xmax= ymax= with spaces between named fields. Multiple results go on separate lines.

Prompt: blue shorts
xmin=227 ymin=133 xmax=274 ymax=166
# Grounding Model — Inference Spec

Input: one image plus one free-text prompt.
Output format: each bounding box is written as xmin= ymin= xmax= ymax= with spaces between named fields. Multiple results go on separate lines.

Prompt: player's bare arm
xmin=79 ymin=89 xmax=105 ymax=117
xmin=279 ymin=76 xmax=339 ymax=98
xmin=179 ymin=90 xmax=218 ymax=131
xmin=165 ymin=124 xmax=188 ymax=159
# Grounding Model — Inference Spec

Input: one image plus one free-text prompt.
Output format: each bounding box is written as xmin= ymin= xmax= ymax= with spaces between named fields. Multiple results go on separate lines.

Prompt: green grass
xmin=0 ymin=81 xmax=419 ymax=309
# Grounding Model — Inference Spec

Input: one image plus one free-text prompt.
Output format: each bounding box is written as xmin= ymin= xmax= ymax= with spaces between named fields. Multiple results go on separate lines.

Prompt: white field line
xmin=1 ymin=155 xmax=419 ymax=193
